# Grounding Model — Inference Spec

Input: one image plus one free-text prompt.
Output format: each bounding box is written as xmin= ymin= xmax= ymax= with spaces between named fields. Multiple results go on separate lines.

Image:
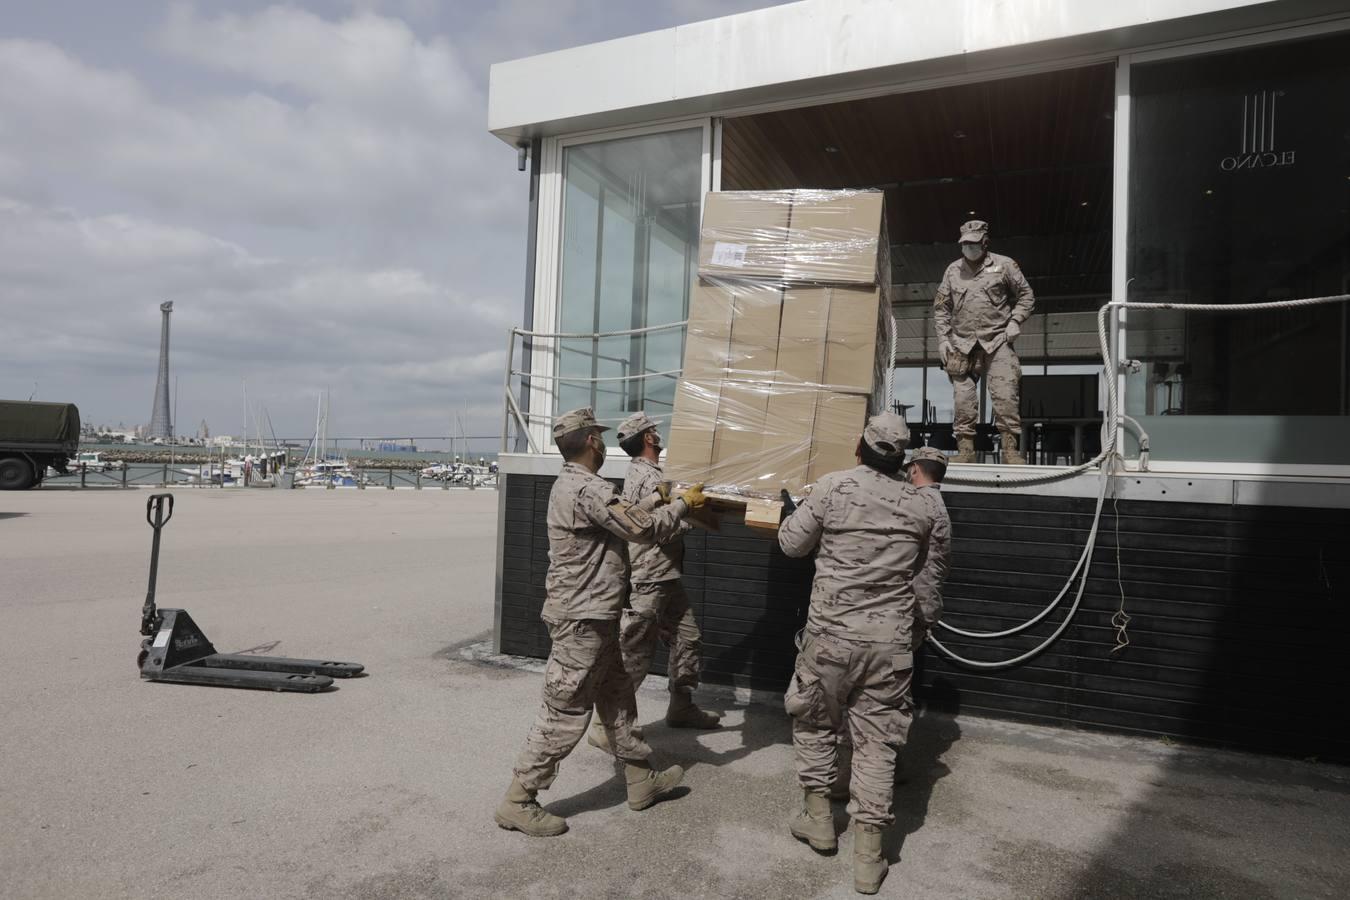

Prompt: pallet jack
xmin=137 ymin=493 xmax=365 ymax=692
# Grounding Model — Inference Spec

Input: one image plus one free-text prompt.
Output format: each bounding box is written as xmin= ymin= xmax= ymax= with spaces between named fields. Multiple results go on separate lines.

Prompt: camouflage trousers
xmin=947 ymin=341 xmax=1022 ymax=439
xmin=784 ymin=631 xmax=915 ymax=826
xmin=619 ymin=581 xmax=703 ymax=694
xmin=513 ymin=618 xmax=652 ymax=792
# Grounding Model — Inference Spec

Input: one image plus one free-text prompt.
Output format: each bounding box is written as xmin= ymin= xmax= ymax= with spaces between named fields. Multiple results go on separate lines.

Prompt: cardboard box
xmin=666 ymin=378 xmax=720 ymax=484
xmin=807 ymin=392 xmax=869 ymax=484
xmin=724 ymin=282 xmax=783 ymax=377
xmin=760 ymin=286 xmax=829 ymax=492
xmin=670 ymin=189 xmax=892 ymax=498
xmin=822 ymin=286 xmax=884 ymax=393
xmin=666 ymin=281 xmax=737 ymax=482
xmin=710 ymin=380 xmax=772 ymax=486
xmin=697 ymin=192 xmax=792 ymax=280
xmin=784 ymin=190 xmax=886 ymax=285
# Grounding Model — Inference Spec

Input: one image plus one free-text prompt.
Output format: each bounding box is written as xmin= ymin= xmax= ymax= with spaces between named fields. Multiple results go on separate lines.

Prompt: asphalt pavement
xmin=1 ymin=486 xmax=1346 ymax=899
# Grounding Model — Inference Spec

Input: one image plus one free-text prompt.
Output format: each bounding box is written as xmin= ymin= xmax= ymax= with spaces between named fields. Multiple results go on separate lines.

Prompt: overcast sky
xmin=0 ymin=0 xmax=774 ymax=445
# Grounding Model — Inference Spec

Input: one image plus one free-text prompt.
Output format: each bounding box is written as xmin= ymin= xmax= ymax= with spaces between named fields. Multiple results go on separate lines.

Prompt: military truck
xmin=0 ymin=400 xmax=81 ymax=489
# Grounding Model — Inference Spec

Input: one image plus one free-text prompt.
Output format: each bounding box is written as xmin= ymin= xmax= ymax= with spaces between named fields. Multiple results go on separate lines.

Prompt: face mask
xmin=650 ymin=432 xmax=663 ymax=452
xmin=961 ymin=244 xmax=983 ymax=261
xmin=591 ymin=434 xmax=607 ymax=464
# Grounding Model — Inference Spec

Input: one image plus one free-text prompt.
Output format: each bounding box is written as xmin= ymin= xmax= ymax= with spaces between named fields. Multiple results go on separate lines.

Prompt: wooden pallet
xmin=690 ymin=489 xmax=784 ymax=536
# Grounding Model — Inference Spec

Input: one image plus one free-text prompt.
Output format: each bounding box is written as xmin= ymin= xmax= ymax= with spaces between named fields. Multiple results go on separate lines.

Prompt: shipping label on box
xmin=697 ymin=192 xmax=792 ymax=281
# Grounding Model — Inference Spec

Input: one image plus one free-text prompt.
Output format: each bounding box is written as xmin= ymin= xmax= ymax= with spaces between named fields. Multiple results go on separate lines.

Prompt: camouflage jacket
xmin=542 ymin=461 xmax=688 ymax=622
xmin=622 ymin=457 xmax=689 ymax=585
xmin=912 ymin=484 xmax=951 ymax=632
xmin=778 ymin=465 xmax=935 ymax=647
xmin=933 ymin=252 xmax=1035 ymax=355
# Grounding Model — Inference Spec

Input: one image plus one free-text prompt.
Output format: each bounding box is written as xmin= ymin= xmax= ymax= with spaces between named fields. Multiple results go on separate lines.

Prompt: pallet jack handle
xmin=141 ymin=493 xmax=174 ymax=636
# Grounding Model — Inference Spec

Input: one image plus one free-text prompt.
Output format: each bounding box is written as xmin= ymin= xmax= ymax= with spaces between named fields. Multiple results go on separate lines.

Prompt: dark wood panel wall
xmin=498 ymin=474 xmax=1350 ymax=762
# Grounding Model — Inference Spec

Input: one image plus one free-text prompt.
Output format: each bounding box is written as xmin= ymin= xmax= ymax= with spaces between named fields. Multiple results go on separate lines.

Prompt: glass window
xmin=555 ymin=129 xmax=704 ymax=432
xmin=1127 ymin=33 xmax=1350 ymax=464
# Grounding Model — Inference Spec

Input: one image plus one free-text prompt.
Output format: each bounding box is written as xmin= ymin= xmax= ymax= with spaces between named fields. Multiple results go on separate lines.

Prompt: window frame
xmin=521 ymin=16 xmax=1350 ymax=474
xmin=1117 ymin=17 xmax=1350 ymax=475
xmin=527 ymin=118 xmax=713 ymax=451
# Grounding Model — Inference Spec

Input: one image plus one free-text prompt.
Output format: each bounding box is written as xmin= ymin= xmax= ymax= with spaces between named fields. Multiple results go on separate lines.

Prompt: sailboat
xmin=292 ymin=390 xmax=363 ymax=487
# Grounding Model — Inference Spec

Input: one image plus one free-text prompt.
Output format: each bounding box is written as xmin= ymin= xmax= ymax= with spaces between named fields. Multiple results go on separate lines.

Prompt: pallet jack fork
xmin=137 ymin=494 xmax=365 ymax=692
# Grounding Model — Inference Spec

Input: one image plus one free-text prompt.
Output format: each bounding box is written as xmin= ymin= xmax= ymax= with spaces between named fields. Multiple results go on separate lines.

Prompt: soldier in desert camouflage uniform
xmin=827 ymin=445 xmax=954 ymax=805
xmin=495 ymin=408 xmax=707 ymax=838
xmin=933 ymin=219 xmax=1035 ymax=465
xmin=906 ymin=446 xmax=952 ymax=646
xmin=587 ymin=412 xmax=720 ymax=755
xmin=778 ymin=413 xmax=938 ymax=895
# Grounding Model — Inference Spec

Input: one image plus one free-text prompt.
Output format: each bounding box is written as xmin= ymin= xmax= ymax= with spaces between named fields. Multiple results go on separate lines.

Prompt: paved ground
xmin=1 ymin=486 xmax=1347 ymax=899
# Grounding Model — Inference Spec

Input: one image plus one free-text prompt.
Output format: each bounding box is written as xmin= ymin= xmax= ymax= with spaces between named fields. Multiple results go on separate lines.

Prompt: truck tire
xmin=0 ymin=456 xmax=35 ymax=490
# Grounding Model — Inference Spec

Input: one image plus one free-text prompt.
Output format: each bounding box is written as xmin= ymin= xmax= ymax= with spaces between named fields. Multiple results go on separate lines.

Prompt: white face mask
xmin=591 ymin=433 xmax=606 ymax=464
xmin=961 ymin=244 xmax=983 ymax=261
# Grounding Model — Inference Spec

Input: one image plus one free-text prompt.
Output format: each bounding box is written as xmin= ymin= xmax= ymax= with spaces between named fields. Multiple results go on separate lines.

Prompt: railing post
xmin=387 ymin=468 xmax=394 ymax=490
xmin=161 ymin=463 xmax=168 ymax=487
xmin=121 ymin=465 xmax=128 ymax=489
xmin=502 ymin=328 xmax=516 ymax=454
xmin=80 ymin=463 xmax=86 ymax=489
xmin=415 ymin=470 xmax=421 ymax=490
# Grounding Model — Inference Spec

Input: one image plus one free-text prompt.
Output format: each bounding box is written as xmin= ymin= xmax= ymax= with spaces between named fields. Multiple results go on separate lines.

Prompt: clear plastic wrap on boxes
xmin=666 ymin=190 xmax=897 ymax=500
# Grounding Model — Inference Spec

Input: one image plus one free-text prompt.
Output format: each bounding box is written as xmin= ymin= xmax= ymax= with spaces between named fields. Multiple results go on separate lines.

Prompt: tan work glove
xmin=938 ymin=340 xmax=953 ymax=367
xmin=1005 ymin=320 xmax=1021 ymax=344
xmin=655 ymin=482 xmax=672 ymax=504
xmin=679 ymin=482 xmax=707 ymax=510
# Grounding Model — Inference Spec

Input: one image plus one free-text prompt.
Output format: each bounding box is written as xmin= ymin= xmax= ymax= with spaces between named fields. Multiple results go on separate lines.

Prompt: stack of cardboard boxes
xmin=667 ymin=189 xmax=893 ymax=498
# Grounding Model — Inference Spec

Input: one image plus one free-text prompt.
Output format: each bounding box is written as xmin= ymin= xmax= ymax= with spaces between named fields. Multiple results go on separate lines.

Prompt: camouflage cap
xmin=616 ymin=411 xmax=658 ymax=443
xmin=959 ymin=219 xmax=989 ymax=243
xmin=862 ymin=412 xmax=910 ymax=460
xmin=906 ymin=446 xmax=949 ymax=469
xmin=552 ymin=407 xmax=609 ymax=440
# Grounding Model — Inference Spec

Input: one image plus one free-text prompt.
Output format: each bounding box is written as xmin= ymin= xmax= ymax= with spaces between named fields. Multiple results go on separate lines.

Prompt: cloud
xmin=0 ymin=1 xmax=790 ymax=441
xmin=0 ymin=196 xmax=510 ymax=438
xmin=0 ymin=20 xmax=513 ymax=238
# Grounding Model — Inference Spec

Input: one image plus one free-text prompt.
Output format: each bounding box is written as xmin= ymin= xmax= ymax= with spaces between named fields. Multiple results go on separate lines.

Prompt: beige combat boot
xmin=789 ymin=790 xmax=838 ymax=852
xmin=625 ymin=761 xmax=685 ymax=811
xmin=954 ymin=437 xmax=976 ymax=464
xmin=665 ymin=691 xmax=722 ymax=729
xmin=1001 ymin=433 xmax=1026 ymax=465
xmin=852 ymin=822 xmax=888 ymax=894
xmin=494 ymin=777 xmax=568 ymax=837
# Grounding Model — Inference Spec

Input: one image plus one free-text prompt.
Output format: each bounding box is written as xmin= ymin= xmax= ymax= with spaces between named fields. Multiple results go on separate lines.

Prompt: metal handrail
xmin=511 ymin=320 xmax=687 ymax=340
xmin=502 ymin=318 xmax=691 ymax=454
xmin=509 ymin=368 xmax=682 ymax=383
xmin=513 ymin=410 xmax=674 ymax=423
